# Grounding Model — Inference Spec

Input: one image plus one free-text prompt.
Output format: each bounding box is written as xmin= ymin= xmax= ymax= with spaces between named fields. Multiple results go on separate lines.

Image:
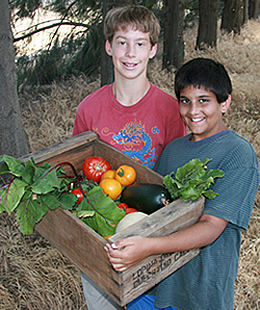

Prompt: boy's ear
xmin=221 ymin=94 xmax=231 ymax=113
xmin=105 ymin=40 xmax=112 ymax=56
xmin=149 ymin=43 xmax=157 ymax=59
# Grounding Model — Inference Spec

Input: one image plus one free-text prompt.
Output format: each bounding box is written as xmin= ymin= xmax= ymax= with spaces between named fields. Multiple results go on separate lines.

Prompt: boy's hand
xmin=104 ymin=236 xmax=152 ymax=272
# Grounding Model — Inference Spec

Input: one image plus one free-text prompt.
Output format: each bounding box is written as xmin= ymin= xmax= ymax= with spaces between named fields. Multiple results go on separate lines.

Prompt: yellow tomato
xmin=99 ymin=178 xmax=122 ymax=200
xmin=115 ymin=165 xmax=136 ymax=186
xmin=100 ymin=169 xmax=116 ymax=181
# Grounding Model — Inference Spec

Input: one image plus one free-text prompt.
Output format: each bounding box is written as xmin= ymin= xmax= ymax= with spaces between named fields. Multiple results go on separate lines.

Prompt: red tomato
xmin=125 ymin=207 xmax=138 ymax=214
xmin=117 ymin=203 xmax=128 ymax=212
xmin=117 ymin=203 xmax=137 ymax=214
xmin=72 ymin=188 xmax=86 ymax=204
xmin=82 ymin=156 xmax=112 ymax=183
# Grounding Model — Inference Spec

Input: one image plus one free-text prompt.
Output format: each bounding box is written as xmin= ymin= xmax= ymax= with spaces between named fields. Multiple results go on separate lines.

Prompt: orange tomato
xmin=100 ymin=169 xmax=116 ymax=181
xmin=103 ymin=235 xmax=112 ymax=240
xmin=115 ymin=165 xmax=136 ymax=186
xmin=99 ymin=178 xmax=122 ymax=200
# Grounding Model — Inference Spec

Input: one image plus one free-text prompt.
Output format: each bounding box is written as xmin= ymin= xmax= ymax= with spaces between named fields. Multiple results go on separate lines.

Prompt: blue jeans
xmin=127 ymin=294 xmax=178 ymax=310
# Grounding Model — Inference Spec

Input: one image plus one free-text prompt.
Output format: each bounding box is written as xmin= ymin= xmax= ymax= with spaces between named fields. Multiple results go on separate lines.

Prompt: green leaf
xmin=1 ymin=155 xmax=26 ymax=177
xmin=163 ymin=158 xmax=224 ymax=202
xmin=1 ymin=179 xmax=27 ymax=214
xmin=58 ymin=191 xmax=78 ymax=210
xmin=16 ymin=195 xmax=49 ymax=235
xmin=203 ymin=190 xmax=219 ymax=199
xmin=76 ymin=186 xmax=125 ymax=237
xmin=33 ymin=162 xmax=51 ymax=182
xmin=31 ymin=168 xmax=61 ymax=194
xmin=20 ymin=161 xmax=36 ymax=184
xmin=0 ymin=162 xmax=10 ymax=175
xmin=39 ymin=193 xmax=61 ymax=210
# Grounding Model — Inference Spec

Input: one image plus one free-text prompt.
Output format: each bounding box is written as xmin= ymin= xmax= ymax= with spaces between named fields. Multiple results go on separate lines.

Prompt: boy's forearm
xmin=146 ymin=214 xmax=228 ymax=255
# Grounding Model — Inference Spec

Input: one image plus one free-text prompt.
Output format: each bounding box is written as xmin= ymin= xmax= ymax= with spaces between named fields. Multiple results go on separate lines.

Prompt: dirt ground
xmin=1 ymin=19 xmax=259 ymax=309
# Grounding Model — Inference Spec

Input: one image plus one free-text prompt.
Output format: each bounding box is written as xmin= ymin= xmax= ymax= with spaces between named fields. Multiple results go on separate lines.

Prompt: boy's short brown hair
xmin=104 ymin=5 xmax=160 ymax=46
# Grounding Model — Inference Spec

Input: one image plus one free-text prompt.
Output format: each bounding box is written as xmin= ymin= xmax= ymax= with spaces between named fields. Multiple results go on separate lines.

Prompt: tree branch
xmin=13 ymin=21 xmax=99 ymax=43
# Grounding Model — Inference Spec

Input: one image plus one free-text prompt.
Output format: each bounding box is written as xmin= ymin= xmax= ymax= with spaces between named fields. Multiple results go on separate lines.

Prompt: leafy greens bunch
xmin=0 ymin=155 xmax=124 ymax=237
xmin=163 ymin=158 xmax=225 ymax=202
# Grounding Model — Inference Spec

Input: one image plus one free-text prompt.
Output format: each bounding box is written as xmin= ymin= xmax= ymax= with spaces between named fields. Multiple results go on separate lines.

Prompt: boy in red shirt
xmin=72 ymin=5 xmax=186 ymax=309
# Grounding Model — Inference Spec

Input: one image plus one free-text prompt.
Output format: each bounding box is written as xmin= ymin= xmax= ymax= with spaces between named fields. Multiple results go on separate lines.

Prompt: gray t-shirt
xmin=152 ymin=130 xmax=259 ymax=310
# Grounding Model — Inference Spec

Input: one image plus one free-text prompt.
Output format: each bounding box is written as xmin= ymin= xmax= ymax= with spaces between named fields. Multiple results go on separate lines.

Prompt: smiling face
xmin=179 ymin=85 xmax=231 ymax=142
xmin=105 ymin=28 xmax=157 ymax=81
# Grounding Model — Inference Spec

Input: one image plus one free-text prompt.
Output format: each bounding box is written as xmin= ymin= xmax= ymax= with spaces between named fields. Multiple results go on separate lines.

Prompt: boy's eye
xmin=137 ymin=42 xmax=144 ymax=47
xmin=118 ymin=41 xmax=126 ymax=46
xmin=180 ymin=99 xmax=190 ymax=104
xmin=199 ymin=98 xmax=209 ymax=103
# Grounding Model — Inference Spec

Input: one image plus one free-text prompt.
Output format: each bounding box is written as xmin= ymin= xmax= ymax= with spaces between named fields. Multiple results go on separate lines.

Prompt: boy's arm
xmin=105 ymin=214 xmax=228 ymax=272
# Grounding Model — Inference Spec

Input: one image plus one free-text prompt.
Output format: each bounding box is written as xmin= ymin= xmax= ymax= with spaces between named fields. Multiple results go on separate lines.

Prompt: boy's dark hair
xmin=104 ymin=5 xmax=160 ymax=46
xmin=175 ymin=58 xmax=232 ymax=103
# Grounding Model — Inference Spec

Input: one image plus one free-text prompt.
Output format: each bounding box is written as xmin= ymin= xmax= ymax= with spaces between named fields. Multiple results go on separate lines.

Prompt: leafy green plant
xmin=0 ymin=155 xmax=124 ymax=236
xmin=163 ymin=158 xmax=225 ymax=202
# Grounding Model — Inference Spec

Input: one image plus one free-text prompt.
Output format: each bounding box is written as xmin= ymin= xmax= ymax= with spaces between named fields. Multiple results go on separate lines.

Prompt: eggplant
xmin=121 ymin=183 xmax=171 ymax=215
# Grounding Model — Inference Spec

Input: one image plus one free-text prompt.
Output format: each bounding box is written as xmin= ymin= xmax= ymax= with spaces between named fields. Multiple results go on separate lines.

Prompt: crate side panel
xmin=110 ymin=197 xmax=204 ymax=242
xmin=35 ymin=208 xmax=122 ymax=302
xmin=120 ymin=249 xmax=200 ymax=305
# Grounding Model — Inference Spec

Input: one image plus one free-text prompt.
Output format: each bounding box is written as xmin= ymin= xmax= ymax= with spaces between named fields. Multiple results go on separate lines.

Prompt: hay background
xmin=1 ymin=20 xmax=260 ymax=309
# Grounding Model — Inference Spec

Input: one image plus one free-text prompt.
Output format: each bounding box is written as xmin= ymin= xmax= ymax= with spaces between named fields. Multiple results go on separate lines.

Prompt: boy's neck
xmin=113 ymin=78 xmax=151 ymax=106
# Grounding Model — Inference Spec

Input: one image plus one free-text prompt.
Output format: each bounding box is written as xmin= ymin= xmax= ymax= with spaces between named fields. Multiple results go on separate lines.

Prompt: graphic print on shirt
xmin=103 ymin=120 xmax=158 ymax=169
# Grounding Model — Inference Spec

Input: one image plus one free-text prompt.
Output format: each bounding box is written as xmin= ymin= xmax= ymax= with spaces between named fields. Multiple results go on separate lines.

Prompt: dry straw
xmin=1 ymin=19 xmax=259 ymax=310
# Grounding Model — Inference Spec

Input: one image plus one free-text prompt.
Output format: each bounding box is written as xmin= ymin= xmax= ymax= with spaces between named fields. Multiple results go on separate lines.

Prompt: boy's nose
xmin=125 ymin=44 xmax=136 ymax=57
xmin=189 ymin=102 xmax=199 ymax=114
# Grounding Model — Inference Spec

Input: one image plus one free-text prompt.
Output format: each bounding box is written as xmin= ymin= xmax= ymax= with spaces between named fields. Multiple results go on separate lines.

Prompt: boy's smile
xmin=179 ymin=86 xmax=231 ymax=141
xmin=105 ymin=28 xmax=157 ymax=81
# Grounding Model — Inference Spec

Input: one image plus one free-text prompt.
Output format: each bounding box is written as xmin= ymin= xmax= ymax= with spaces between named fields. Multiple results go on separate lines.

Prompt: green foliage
xmin=163 ymin=158 xmax=225 ymax=202
xmin=74 ymin=186 xmax=125 ymax=237
xmin=0 ymin=154 xmax=125 ymax=237
xmin=0 ymin=155 xmax=77 ymax=235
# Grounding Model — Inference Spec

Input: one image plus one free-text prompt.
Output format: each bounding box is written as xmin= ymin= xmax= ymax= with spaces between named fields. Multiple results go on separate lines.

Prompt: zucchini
xmin=121 ymin=183 xmax=171 ymax=215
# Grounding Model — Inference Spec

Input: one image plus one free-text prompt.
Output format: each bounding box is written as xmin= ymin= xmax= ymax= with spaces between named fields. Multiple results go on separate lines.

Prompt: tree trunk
xmin=162 ymin=0 xmax=184 ymax=70
xmin=101 ymin=0 xmax=135 ymax=86
xmin=249 ymin=0 xmax=260 ymax=18
xmin=196 ymin=0 xmax=218 ymax=50
xmin=242 ymin=0 xmax=249 ymax=25
xmin=0 ymin=0 xmax=30 ymax=159
xmin=221 ymin=0 xmax=244 ymax=34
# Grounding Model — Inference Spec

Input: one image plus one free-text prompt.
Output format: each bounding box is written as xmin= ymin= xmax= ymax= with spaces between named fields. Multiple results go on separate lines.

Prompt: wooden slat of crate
xmin=21 ymin=131 xmax=204 ymax=306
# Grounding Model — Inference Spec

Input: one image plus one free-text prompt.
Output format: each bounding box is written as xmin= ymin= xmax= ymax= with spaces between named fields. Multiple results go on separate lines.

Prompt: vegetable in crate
xmin=99 ymin=178 xmax=122 ymax=200
xmin=163 ymin=158 xmax=225 ymax=202
xmin=82 ymin=156 xmax=111 ymax=183
xmin=117 ymin=202 xmax=138 ymax=214
xmin=115 ymin=212 xmax=148 ymax=233
xmin=115 ymin=165 xmax=136 ymax=186
xmin=121 ymin=183 xmax=171 ymax=215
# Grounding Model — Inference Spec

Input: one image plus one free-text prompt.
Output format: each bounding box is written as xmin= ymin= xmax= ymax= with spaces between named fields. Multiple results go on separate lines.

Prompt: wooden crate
xmin=21 ymin=131 xmax=204 ymax=306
